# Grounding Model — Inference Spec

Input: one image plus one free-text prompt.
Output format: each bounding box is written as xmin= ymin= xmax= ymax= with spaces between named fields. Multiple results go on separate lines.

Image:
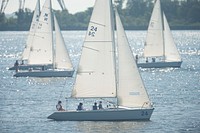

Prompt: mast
xmin=49 ymin=0 xmax=54 ymax=69
xmin=52 ymin=12 xmax=56 ymax=70
xmin=159 ymin=0 xmax=165 ymax=61
xmin=111 ymin=2 xmax=119 ymax=107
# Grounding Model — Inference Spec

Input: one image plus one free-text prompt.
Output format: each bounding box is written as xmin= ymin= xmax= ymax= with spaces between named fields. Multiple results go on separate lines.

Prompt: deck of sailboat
xmin=137 ymin=61 xmax=182 ymax=68
xmin=48 ymin=108 xmax=154 ymax=121
xmin=13 ymin=69 xmax=74 ymax=77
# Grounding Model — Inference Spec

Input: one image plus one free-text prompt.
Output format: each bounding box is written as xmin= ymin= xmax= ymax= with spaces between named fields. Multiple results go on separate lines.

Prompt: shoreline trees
xmin=0 ymin=0 xmax=200 ymax=31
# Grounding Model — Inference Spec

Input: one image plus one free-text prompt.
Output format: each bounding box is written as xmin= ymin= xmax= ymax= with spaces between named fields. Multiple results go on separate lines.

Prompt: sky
xmin=3 ymin=0 xmax=95 ymax=14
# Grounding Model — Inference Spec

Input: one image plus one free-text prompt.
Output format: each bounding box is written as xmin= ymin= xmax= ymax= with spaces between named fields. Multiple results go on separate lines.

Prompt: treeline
xmin=0 ymin=0 xmax=200 ymax=31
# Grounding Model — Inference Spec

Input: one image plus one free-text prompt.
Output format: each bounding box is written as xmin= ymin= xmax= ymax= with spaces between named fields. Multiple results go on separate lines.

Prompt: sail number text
xmin=141 ymin=111 xmax=148 ymax=116
xmin=88 ymin=26 xmax=98 ymax=37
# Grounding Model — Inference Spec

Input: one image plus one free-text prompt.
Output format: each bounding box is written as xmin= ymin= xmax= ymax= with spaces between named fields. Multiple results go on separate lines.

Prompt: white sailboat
xmin=48 ymin=0 xmax=154 ymax=121
xmin=9 ymin=0 xmax=52 ymax=70
xmin=137 ymin=0 xmax=182 ymax=68
xmin=14 ymin=0 xmax=74 ymax=77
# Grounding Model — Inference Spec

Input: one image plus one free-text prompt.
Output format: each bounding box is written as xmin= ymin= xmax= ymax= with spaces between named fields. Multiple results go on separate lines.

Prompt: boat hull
xmin=9 ymin=64 xmax=53 ymax=70
xmin=137 ymin=61 xmax=182 ymax=68
xmin=14 ymin=70 xmax=74 ymax=77
xmin=48 ymin=108 xmax=154 ymax=121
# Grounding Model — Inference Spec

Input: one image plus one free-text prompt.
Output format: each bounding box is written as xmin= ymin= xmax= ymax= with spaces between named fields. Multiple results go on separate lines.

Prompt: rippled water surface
xmin=0 ymin=30 xmax=200 ymax=133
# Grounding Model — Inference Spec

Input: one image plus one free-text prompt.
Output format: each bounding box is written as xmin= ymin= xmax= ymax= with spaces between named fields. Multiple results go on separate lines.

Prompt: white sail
xmin=163 ymin=13 xmax=181 ymax=62
xmin=28 ymin=0 xmax=53 ymax=65
xmin=72 ymin=0 xmax=116 ymax=98
xmin=54 ymin=15 xmax=73 ymax=70
xmin=21 ymin=0 xmax=40 ymax=60
xmin=115 ymin=10 xmax=150 ymax=108
xmin=143 ymin=0 xmax=164 ymax=57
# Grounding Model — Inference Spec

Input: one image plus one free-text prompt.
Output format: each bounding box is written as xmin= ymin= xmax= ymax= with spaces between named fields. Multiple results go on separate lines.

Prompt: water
xmin=0 ymin=30 xmax=199 ymax=133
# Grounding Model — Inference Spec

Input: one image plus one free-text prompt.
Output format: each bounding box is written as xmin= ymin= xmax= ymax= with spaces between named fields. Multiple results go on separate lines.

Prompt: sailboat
xmin=137 ymin=0 xmax=182 ymax=68
xmin=14 ymin=0 xmax=74 ymax=77
xmin=9 ymin=0 xmax=52 ymax=70
xmin=48 ymin=0 xmax=154 ymax=121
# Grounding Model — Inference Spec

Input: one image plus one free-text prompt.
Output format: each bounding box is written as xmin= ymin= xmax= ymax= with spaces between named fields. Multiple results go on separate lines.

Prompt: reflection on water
xmin=75 ymin=121 xmax=151 ymax=133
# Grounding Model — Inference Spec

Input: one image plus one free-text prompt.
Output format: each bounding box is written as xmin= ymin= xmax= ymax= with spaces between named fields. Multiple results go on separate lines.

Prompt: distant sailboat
xmin=137 ymin=0 xmax=182 ymax=68
xmin=14 ymin=0 xmax=74 ymax=77
xmin=48 ymin=0 xmax=154 ymax=121
xmin=9 ymin=0 xmax=52 ymax=70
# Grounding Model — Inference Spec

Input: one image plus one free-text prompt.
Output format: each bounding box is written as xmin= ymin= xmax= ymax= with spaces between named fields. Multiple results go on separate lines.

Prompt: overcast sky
xmin=3 ymin=0 xmax=95 ymax=14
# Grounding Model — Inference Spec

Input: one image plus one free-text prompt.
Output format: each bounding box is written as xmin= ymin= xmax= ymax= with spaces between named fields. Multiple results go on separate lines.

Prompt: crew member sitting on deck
xmin=146 ymin=58 xmax=148 ymax=63
xmin=93 ymin=102 xmax=98 ymax=110
xmin=152 ymin=58 xmax=155 ymax=62
xmin=98 ymin=101 xmax=103 ymax=109
xmin=56 ymin=101 xmax=65 ymax=111
xmin=14 ymin=60 xmax=19 ymax=66
xmin=77 ymin=102 xmax=83 ymax=111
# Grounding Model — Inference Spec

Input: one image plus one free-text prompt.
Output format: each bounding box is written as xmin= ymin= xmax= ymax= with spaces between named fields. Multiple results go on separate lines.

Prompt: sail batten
xmin=90 ymin=21 xmax=106 ymax=27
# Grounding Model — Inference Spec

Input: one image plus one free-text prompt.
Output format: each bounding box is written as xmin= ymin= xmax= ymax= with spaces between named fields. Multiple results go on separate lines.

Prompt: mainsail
xmin=72 ymin=0 xmax=116 ymax=98
xmin=28 ymin=0 xmax=53 ymax=65
xmin=143 ymin=0 xmax=164 ymax=57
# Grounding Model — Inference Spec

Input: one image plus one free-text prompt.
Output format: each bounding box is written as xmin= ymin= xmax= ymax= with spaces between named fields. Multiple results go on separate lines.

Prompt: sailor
xmin=93 ymin=102 xmax=98 ymax=110
xmin=56 ymin=101 xmax=65 ymax=111
xmin=77 ymin=102 xmax=84 ymax=110
xmin=42 ymin=66 xmax=45 ymax=71
xmin=14 ymin=60 xmax=19 ymax=72
xmin=98 ymin=101 xmax=103 ymax=109
xmin=146 ymin=58 xmax=148 ymax=63
xmin=14 ymin=60 xmax=19 ymax=66
xmin=152 ymin=58 xmax=155 ymax=62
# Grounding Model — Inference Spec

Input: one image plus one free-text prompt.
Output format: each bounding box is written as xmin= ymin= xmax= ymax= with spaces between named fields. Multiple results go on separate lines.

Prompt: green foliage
xmin=0 ymin=0 xmax=200 ymax=31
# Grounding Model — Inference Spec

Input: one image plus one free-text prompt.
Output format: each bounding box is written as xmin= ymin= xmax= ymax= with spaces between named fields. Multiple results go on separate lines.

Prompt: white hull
xmin=14 ymin=69 xmax=74 ymax=77
xmin=137 ymin=61 xmax=182 ymax=68
xmin=48 ymin=108 xmax=154 ymax=121
xmin=9 ymin=64 xmax=53 ymax=70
